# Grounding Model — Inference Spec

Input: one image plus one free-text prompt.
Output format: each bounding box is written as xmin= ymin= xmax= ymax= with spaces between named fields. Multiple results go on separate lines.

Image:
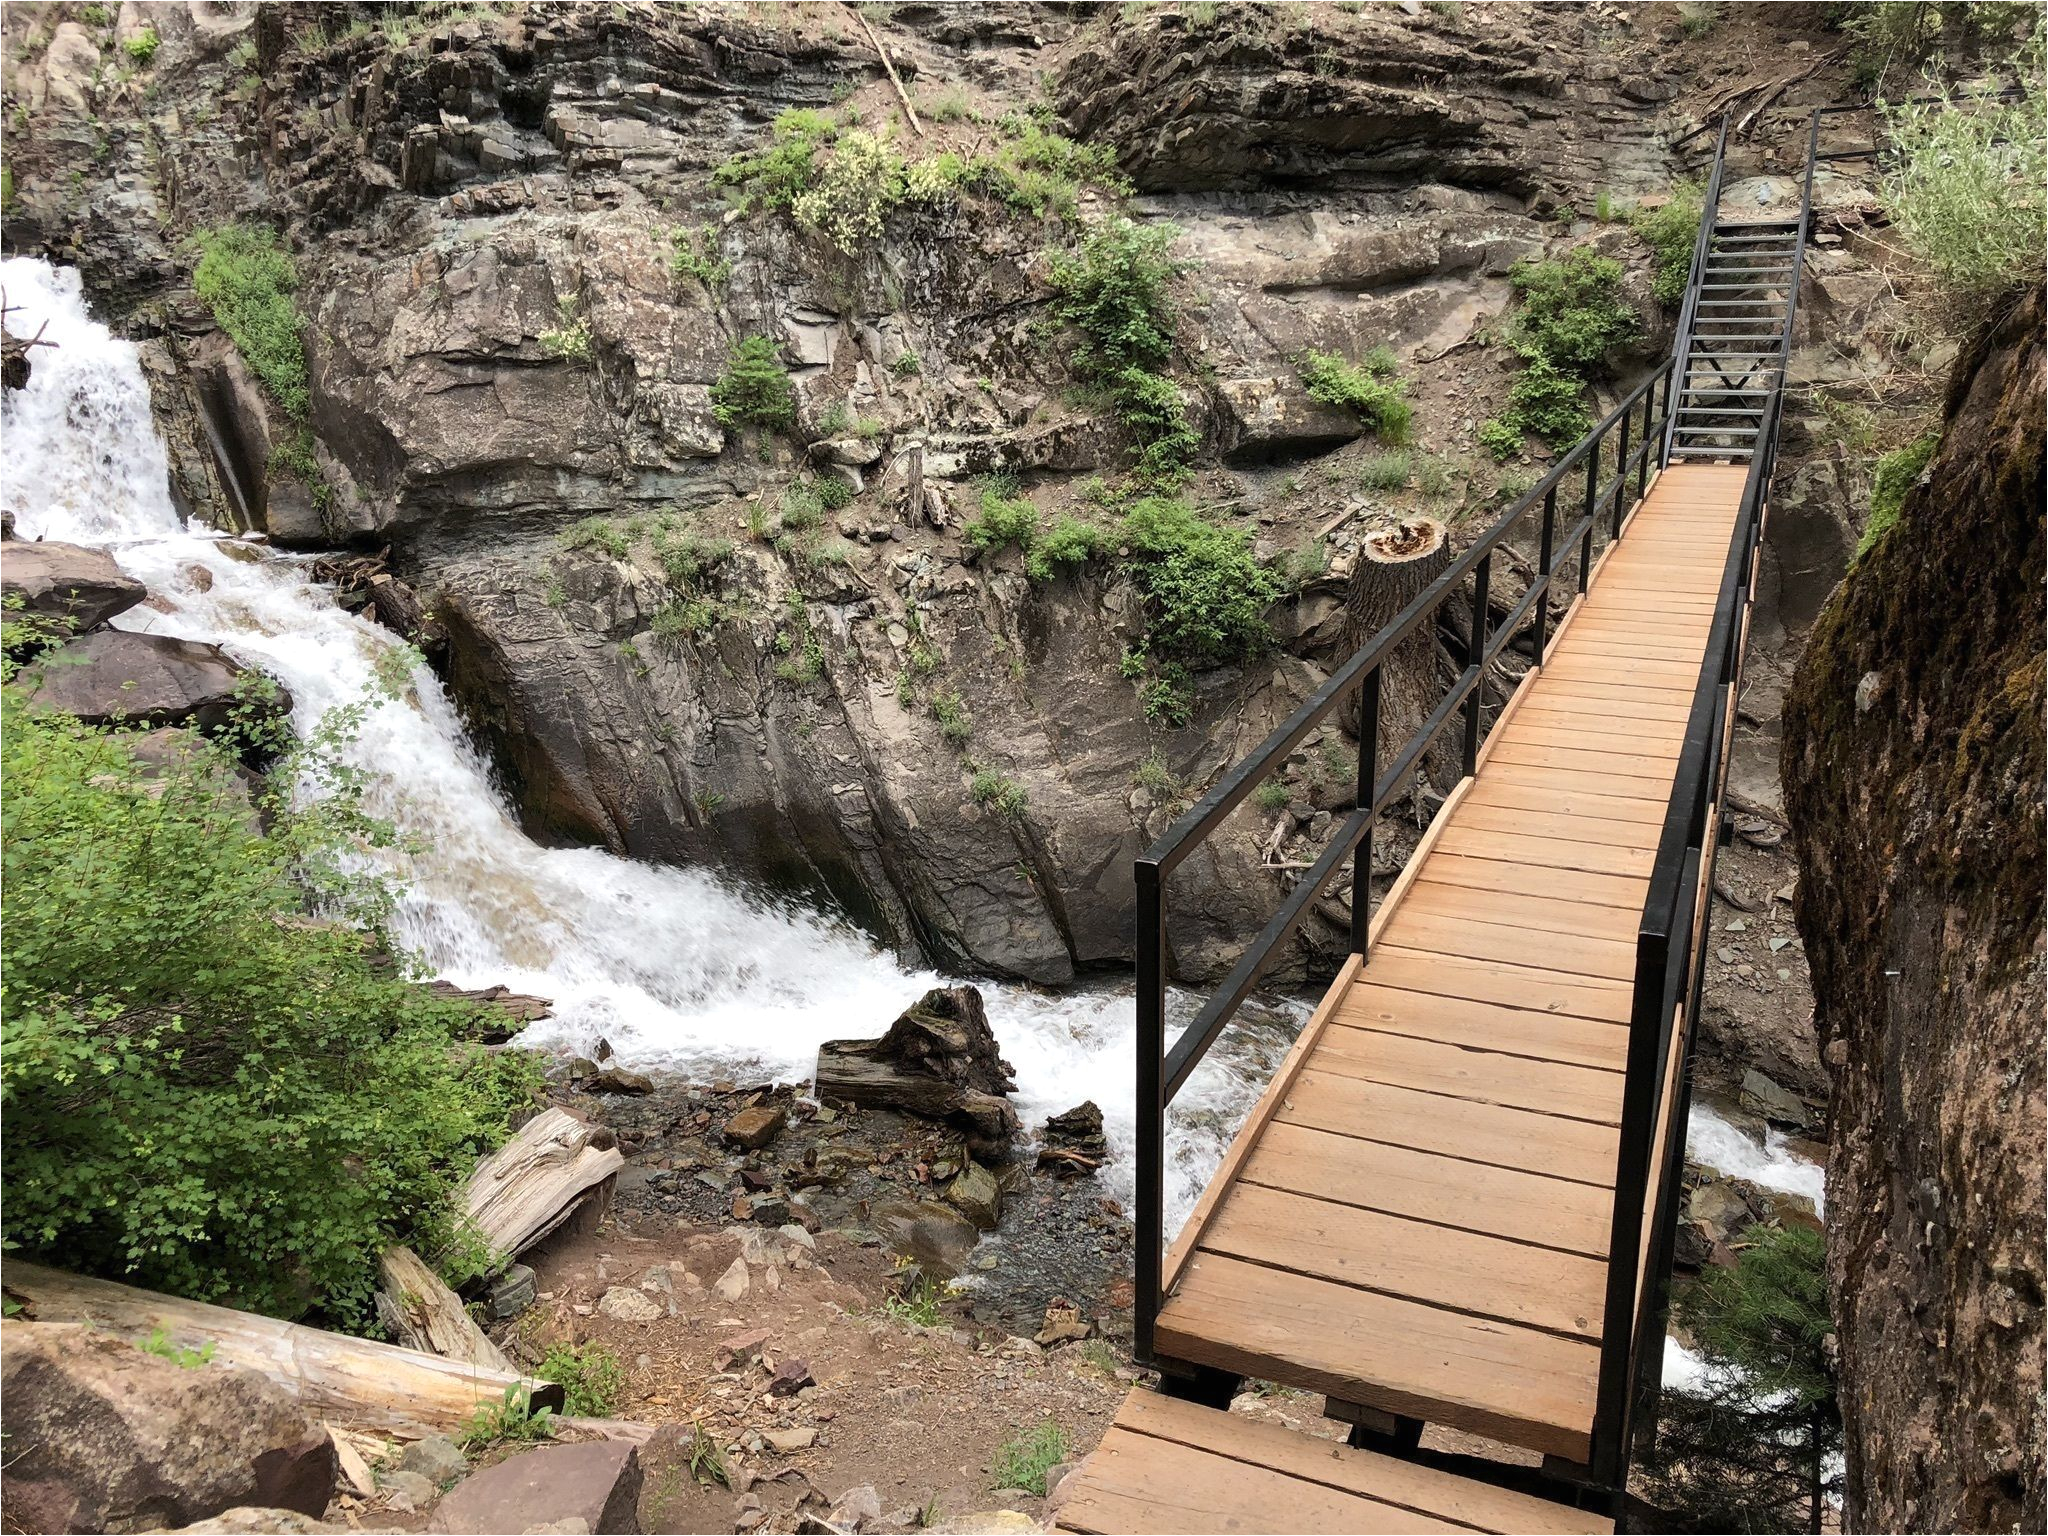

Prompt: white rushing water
xmin=1687 ymin=1102 xmax=1826 ymax=1215
xmin=0 ymin=257 xmax=1275 ymax=1234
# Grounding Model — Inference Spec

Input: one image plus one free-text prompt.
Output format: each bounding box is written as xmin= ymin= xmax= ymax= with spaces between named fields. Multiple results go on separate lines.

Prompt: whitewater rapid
xmin=0 ymin=256 xmax=1280 ymax=1234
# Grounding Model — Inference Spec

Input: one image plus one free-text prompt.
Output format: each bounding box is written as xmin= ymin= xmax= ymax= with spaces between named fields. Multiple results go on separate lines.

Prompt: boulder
xmin=1212 ymin=377 xmax=1367 ymax=462
xmin=723 ymin=1104 xmax=788 ymax=1150
xmin=0 ymin=539 xmax=146 ymax=638
xmin=0 ymin=1321 xmax=338 ymax=1534
xmin=396 ymin=1436 xmax=468 ymax=1488
xmin=487 ymin=1264 xmax=539 ymax=1321
xmin=595 ymin=1287 xmax=662 ymax=1324
xmin=1739 ymin=1067 xmax=1811 ymax=1129
xmin=156 ymin=1510 xmax=347 ymax=1534
xmin=426 ymin=1440 xmax=642 ymax=1535
xmin=869 ymin=1200 xmax=980 ymax=1281
xmin=945 ymin=1161 xmax=1002 ymax=1231
xmin=815 ymin=987 xmax=1019 ymax=1157
xmin=13 ymin=630 xmax=292 ymax=743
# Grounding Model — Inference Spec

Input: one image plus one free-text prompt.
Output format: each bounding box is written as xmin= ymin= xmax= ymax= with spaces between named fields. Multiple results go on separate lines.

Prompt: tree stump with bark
xmin=1341 ymin=517 xmax=1455 ymax=793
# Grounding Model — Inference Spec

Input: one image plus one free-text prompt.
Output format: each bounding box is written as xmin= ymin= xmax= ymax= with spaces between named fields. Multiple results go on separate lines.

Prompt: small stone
xmin=748 ymin=1196 xmax=791 ymax=1227
xmin=1034 ymin=1298 xmax=1091 ymax=1347
xmin=382 ymin=1470 xmax=437 ymax=1512
xmin=829 ymin=1484 xmax=883 ymax=1530
xmin=1716 ymin=947 xmax=1737 ymax=964
xmin=715 ymin=1255 xmax=751 ymax=1303
xmin=1769 ymin=937 xmax=1791 ymax=953
xmin=945 ymin=1160 xmax=1002 ymax=1231
xmin=767 ymin=1357 xmax=813 ymax=1397
xmin=488 ymin=1263 xmax=538 ymax=1321
xmin=597 ymin=1286 xmax=664 ymax=1323
xmin=763 ymin=1426 xmax=817 ymax=1454
xmin=586 ymin=1067 xmax=653 ymax=1095
xmin=1724 ymin=918 xmax=1748 ymax=933
xmin=725 ymin=1105 xmax=788 ymax=1151
xmin=399 ymin=1436 xmax=469 ymax=1488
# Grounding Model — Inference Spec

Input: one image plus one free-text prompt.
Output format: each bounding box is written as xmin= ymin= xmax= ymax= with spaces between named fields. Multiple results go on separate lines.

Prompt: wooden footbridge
xmin=1059 ymin=120 xmax=1810 ymax=1532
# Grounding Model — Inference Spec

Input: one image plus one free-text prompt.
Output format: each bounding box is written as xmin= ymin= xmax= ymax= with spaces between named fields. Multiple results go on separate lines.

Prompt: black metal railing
xmin=1662 ymin=120 xmax=1730 ymax=463
xmin=1132 ymin=354 xmax=1676 ymax=1366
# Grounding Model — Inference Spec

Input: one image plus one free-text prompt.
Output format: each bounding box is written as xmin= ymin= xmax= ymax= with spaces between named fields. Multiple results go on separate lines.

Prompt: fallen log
xmin=464 ymin=1107 xmax=623 ymax=1262
xmin=376 ymin=1246 xmax=515 ymax=1375
xmin=0 ymin=1262 xmax=563 ymax=1438
xmin=816 ymin=985 xmax=1020 ymax=1158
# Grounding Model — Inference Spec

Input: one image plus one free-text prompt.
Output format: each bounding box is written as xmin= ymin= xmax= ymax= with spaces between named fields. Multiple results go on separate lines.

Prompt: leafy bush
xmin=1858 ymin=432 xmax=1940 ymax=557
xmin=1 ymin=691 xmax=536 ymax=1326
xmin=1882 ymin=79 xmax=2047 ymax=314
xmin=974 ymin=121 xmax=1129 ymax=219
xmin=1632 ymin=182 xmax=1705 ymax=307
xmin=1140 ymin=668 xmax=1195 ymax=729
xmin=1116 ymin=495 xmax=1278 ymax=666
xmin=460 ymin=1383 xmax=554 ymax=1451
xmin=1297 ymin=349 xmax=1412 ymax=443
xmin=1253 ymin=777 xmax=1292 ymax=812
xmin=1048 ymin=218 xmax=1185 ymax=380
xmin=713 ymin=108 xmax=836 ymax=212
xmin=991 ymin=1420 xmax=1070 ymax=1496
xmin=539 ymin=296 xmax=592 ymax=361
xmin=192 ymin=225 xmax=308 ymax=417
xmin=1030 ymin=514 xmax=1103 ymax=580
xmin=123 ymin=27 xmax=159 ymax=64
xmin=670 ymin=224 xmax=731 ymax=290
xmin=711 ymin=336 xmax=797 ymax=430
xmin=1358 ymin=450 xmax=1413 ymax=491
xmin=1841 ymin=1 xmax=2038 ymax=91
xmin=793 ymin=129 xmax=909 ymax=254
xmin=1113 ymin=365 xmax=1202 ymax=481
xmin=1504 ymin=248 xmax=1637 ymax=371
xmin=931 ymin=689 xmax=973 ymax=747
xmin=560 ymin=516 xmax=630 ymax=557
xmin=970 ymin=769 xmax=1028 ymax=819
xmin=892 ymin=350 xmax=923 ymax=377
xmin=537 ymin=1342 xmax=625 ymax=1417
xmin=966 ymin=481 xmax=1039 ymax=560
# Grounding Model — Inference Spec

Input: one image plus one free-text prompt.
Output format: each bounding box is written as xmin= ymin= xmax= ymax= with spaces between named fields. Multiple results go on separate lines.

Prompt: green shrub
xmin=924 ymin=88 xmax=971 ymax=123
xmin=1140 ymin=668 xmax=1195 ymax=728
xmin=1478 ymin=417 xmax=1525 ymax=461
xmin=966 ymin=480 xmax=1039 ymax=557
xmin=123 ymin=27 xmax=159 ymax=64
xmin=1414 ymin=453 xmax=1456 ymax=497
xmin=973 ymin=121 xmax=1129 ymax=219
xmin=932 ymin=689 xmax=973 ymax=746
xmin=1030 ymin=515 xmax=1103 ymax=580
xmin=1253 ymin=778 xmax=1292 ymax=812
xmin=560 ymin=517 xmax=630 ymax=557
xmin=793 ymin=129 xmax=909 ymax=254
xmin=537 ymin=1343 xmax=625 ymax=1417
xmin=538 ymin=296 xmax=591 ymax=361
xmin=970 ymin=769 xmax=1028 ymax=819
xmin=460 ymin=1383 xmax=554 ymax=1452
xmin=1358 ymin=450 xmax=1412 ymax=491
xmin=653 ymin=529 xmax=734 ymax=590
xmin=1677 ymin=1 xmax=1720 ymax=38
xmin=711 ymin=336 xmax=797 ymax=430
xmin=1048 ymin=218 xmax=1185 ymax=380
xmin=1858 ymin=432 xmax=1940 ymax=557
xmin=1882 ymin=79 xmax=2047 ymax=313
xmin=670 ymin=224 xmax=731 ymax=291
xmin=1117 ymin=495 xmax=1278 ymax=666
xmin=892 ymin=350 xmax=923 ymax=377
xmin=1632 ymin=182 xmax=1706 ymax=307
xmin=651 ymin=599 xmax=720 ymax=640
xmin=713 ymin=108 xmax=835 ymax=212
xmin=1135 ymin=751 xmax=1178 ymax=794
xmin=1502 ymin=354 xmax=1592 ymax=445
xmin=1503 ymin=248 xmax=1637 ymax=371
xmin=192 ymin=225 xmax=308 ymax=418
xmin=0 ymin=690 xmax=535 ymax=1327
xmin=1114 ymin=365 xmax=1202 ymax=481
xmin=991 ymin=1420 xmax=1070 ymax=1496
xmin=1841 ymin=1 xmax=2037 ymax=92
xmin=1297 ymin=350 xmax=1413 ymax=443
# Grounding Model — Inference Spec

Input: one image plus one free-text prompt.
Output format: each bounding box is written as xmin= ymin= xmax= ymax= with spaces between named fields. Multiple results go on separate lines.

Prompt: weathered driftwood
xmin=463 ymin=1107 xmax=623 ymax=1261
xmin=375 ymin=1246 xmax=515 ymax=1375
xmin=1 ymin=1262 xmax=563 ymax=1436
xmin=815 ymin=985 xmax=1020 ymax=1157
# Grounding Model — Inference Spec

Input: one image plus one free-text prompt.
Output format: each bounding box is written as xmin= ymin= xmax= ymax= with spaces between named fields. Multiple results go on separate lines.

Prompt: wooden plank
xmin=1334 ymin=983 xmax=1628 ymax=1072
xmin=1462 ymin=778 xmax=1671 ymax=827
xmin=1504 ymin=723 xmax=1684 ymax=758
xmin=1378 ymin=907 xmax=1637 ymax=981
xmin=1541 ymin=654 xmax=1704 ymax=684
xmin=1511 ymin=706 xmax=1691 ymax=741
xmin=1531 ymin=667 xmax=1699 ymax=698
xmin=1159 ymin=955 xmax=1362 ymax=1298
xmin=1555 ymin=636 xmax=1714 ymax=663
xmin=1484 ymin=740 xmax=1681 ymax=782
xmin=1275 ymin=1070 xmax=1620 ymax=1182
xmin=1402 ymin=881 xmax=1642 ymax=947
xmin=1435 ymin=819 xmax=1658 ymax=873
xmin=1313 ymin=1025 xmax=1624 ymax=1125
xmin=1054 ymin=1423 xmax=1466 ymax=1535
xmin=1365 ymin=946 xmax=1632 ymax=1024
xmin=1515 ymin=691 xmax=1697 ymax=727
xmin=1242 ymin=1119 xmax=1616 ymax=1257
xmin=1196 ymin=1183 xmax=1607 ymax=1340
xmin=1420 ymin=851 xmax=1648 ymax=909
xmin=1156 ymin=1254 xmax=1598 ymax=1462
xmin=1109 ymin=1393 xmax=1612 ymax=1536
xmin=1481 ymin=764 xmax=1682 ymax=808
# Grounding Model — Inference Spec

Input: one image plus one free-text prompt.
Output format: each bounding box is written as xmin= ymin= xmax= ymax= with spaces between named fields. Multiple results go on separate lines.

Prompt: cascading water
xmin=0 ymin=256 xmax=1284 ymax=1237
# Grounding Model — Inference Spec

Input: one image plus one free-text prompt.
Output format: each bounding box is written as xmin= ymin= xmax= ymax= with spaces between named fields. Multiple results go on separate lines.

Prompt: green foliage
xmin=924 ymin=88 xmax=972 ymax=123
xmin=711 ymin=336 xmax=797 ymax=431
xmin=537 ymin=1342 xmax=625 ymax=1417
xmin=1358 ymin=450 xmax=1413 ymax=491
xmin=1298 ymin=348 xmax=1414 ymax=444
xmin=1858 ymin=432 xmax=1940 ymax=558
xmin=1676 ymin=1 xmax=1720 ymax=39
xmin=192 ymin=225 xmax=308 ymax=418
xmin=966 ymin=481 xmax=1038 ymax=559
xmin=1639 ymin=1226 xmax=1841 ymax=1532
xmin=78 ymin=3 xmax=111 ymax=25
xmin=891 ymin=349 xmax=923 ymax=377
xmin=881 ymin=1271 xmax=946 ymax=1327
xmin=669 ymin=224 xmax=731 ymax=291
xmin=1 ymin=688 xmax=537 ymax=1327
xmin=560 ymin=517 xmax=630 ymax=558
xmin=970 ymin=769 xmax=1028 ymax=819
xmin=1048 ymin=219 xmax=1185 ymax=381
xmin=460 ymin=1383 xmax=554 ymax=1452
xmin=1112 ymin=365 xmax=1201 ymax=480
xmin=1414 ymin=453 xmax=1456 ymax=497
xmin=991 ymin=1420 xmax=1070 ymax=1497
xmin=1139 ymin=664 xmax=1195 ymax=729
xmin=1031 ymin=514 xmax=1103 ymax=580
xmin=1478 ymin=417 xmax=1526 ymax=461
xmin=1253 ymin=778 xmax=1292 ymax=813
xmin=713 ymin=108 xmax=836 ymax=212
xmin=1503 ymin=248 xmax=1637 ymax=372
xmin=931 ymin=689 xmax=973 ymax=747
xmin=651 ymin=599 xmax=720 ymax=640
xmin=685 ymin=1422 xmax=731 ymax=1488
xmin=1134 ymin=751 xmax=1179 ymax=795
xmin=1882 ymin=78 xmax=2047 ymax=315
xmin=793 ymin=128 xmax=908 ymax=254
xmin=974 ymin=120 xmax=1129 ymax=219
xmin=1841 ymin=1 xmax=2039 ymax=91
xmin=1633 ymin=183 xmax=1706 ymax=307
xmin=815 ymin=474 xmax=856 ymax=510
xmin=140 ymin=1325 xmax=215 ymax=1368
xmin=1116 ymin=496 xmax=1279 ymax=666
xmin=123 ymin=27 xmax=160 ymax=64
xmin=653 ymin=527 xmax=735 ymax=590
xmin=539 ymin=296 xmax=592 ymax=361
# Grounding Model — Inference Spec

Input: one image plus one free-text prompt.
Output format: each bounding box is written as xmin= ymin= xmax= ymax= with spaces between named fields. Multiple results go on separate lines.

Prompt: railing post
xmin=1637 ymin=378 xmax=1656 ymax=500
xmin=1615 ymin=408 xmax=1632 ymax=531
xmin=1351 ymin=667 xmax=1381 ymax=958
xmin=1133 ymin=858 xmax=1165 ymax=1366
xmin=1584 ymin=446 xmax=1601 ymax=564
xmin=1533 ymin=487 xmax=1556 ymax=665
xmin=1461 ymin=555 xmax=1491 ymax=775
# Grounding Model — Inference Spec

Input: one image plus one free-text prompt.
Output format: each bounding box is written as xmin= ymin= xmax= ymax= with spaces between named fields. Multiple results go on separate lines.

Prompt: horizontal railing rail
xmin=1133 ymin=352 xmax=1676 ymax=1366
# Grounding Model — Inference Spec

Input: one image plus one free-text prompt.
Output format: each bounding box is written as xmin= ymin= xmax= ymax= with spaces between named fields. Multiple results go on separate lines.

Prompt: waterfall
xmin=0 ymin=256 xmax=1275 ymax=1233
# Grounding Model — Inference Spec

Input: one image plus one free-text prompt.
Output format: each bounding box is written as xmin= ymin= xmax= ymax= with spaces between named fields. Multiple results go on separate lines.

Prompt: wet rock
xmin=945 ymin=1161 xmax=1002 ymax=1231
xmin=426 ymin=1440 xmax=641 ymax=1534
xmin=0 ymin=539 xmax=146 ymax=640
xmin=586 ymin=1066 xmax=654 ymax=1096
xmin=870 ymin=1200 xmax=981 ymax=1281
xmin=1739 ymin=1068 xmax=1810 ymax=1129
xmin=13 ymin=630 xmax=291 ymax=746
xmin=398 ymin=1437 xmax=468 ymax=1488
xmin=0 ymin=1321 xmax=337 ymax=1534
xmin=815 ymin=987 xmax=1019 ymax=1158
xmin=724 ymin=1104 xmax=788 ymax=1151
xmin=596 ymin=1287 xmax=663 ymax=1324
xmin=1037 ymin=1102 xmax=1108 ymax=1177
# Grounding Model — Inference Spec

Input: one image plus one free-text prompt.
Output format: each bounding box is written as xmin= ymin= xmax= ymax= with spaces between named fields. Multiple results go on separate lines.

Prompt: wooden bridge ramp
xmin=1057 ymin=461 xmax=1748 ymax=1533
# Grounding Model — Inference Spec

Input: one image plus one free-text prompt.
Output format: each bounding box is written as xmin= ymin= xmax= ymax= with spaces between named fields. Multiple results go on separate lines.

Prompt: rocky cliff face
xmin=2 ymin=1 xmax=1870 ymax=992
xmin=1782 ymin=286 xmax=2045 ymax=1533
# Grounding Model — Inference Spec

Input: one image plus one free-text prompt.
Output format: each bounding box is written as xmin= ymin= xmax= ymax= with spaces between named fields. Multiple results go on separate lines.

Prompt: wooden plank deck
xmin=1053 ymin=1391 xmax=1612 ymax=1535
xmin=1150 ymin=464 xmax=1747 ymax=1467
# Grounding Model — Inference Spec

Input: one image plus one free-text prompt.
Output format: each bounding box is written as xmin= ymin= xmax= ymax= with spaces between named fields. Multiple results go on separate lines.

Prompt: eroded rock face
xmin=1782 ymin=287 xmax=2045 ymax=1534
xmin=0 ymin=1322 xmax=338 ymax=1535
xmin=0 ymin=538 xmax=147 ymax=637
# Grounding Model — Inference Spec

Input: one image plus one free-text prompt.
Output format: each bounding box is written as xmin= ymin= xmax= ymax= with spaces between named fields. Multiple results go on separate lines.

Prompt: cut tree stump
xmin=463 ymin=1108 xmax=623 ymax=1263
xmin=376 ymin=1246 xmax=516 ymax=1375
xmin=0 ymin=1262 xmax=563 ymax=1437
xmin=1343 ymin=516 xmax=1455 ymax=789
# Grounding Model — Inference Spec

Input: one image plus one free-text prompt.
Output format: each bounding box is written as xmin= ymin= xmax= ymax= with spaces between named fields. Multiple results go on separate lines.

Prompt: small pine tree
xmin=1637 ymin=1225 xmax=1842 ymax=1534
